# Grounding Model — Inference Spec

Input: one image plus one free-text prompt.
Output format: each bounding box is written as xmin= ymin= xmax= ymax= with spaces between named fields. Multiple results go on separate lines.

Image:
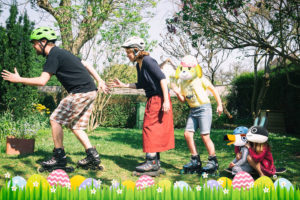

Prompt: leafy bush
xmin=98 ymin=95 xmax=228 ymax=129
xmin=0 ymin=104 xmax=50 ymax=140
xmin=226 ymin=66 xmax=300 ymax=133
xmin=0 ymin=5 xmax=41 ymax=118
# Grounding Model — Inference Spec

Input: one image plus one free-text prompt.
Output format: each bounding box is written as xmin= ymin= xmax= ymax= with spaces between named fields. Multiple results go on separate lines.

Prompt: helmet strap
xmin=38 ymin=40 xmax=49 ymax=57
xmin=133 ymin=49 xmax=140 ymax=62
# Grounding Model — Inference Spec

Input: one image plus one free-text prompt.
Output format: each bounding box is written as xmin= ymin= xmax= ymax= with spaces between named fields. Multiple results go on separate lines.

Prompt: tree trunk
xmin=254 ymin=53 xmax=274 ymax=117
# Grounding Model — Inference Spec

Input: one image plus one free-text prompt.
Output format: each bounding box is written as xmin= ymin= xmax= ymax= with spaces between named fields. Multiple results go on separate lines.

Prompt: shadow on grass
xmin=90 ymin=131 xmax=194 ymax=153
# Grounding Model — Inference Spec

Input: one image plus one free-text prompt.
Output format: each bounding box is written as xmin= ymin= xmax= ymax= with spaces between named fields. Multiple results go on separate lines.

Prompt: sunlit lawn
xmin=1 ymin=127 xmax=300 ymax=188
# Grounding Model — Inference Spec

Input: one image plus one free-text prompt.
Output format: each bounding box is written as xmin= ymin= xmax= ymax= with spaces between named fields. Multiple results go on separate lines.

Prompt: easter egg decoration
xmin=8 ymin=176 xmax=27 ymax=189
xmin=174 ymin=181 xmax=191 ymax=191
xmin=274 ymin=178 xmax=294 ymax=191
xmin=217 ymin=177 xmax=232 ymax=188
xmin=254 ymin=176 xmax=274 ymax=190
xmin=70 ymin=175 xmax=86 ymax=190
xmin=79 ymin=178 xmax=100 ymax=190
xmin=205 ymin=180 xmax=222 ymax=190
xmin=122 ymin=180 xmax=136 ymax=190
xmin=27 ymin=174 xmax=50 ymax=189
xmin=47 ymin=169 xmax=70 ymax=187
xmin=135 ymin=175 xmax=155 ymax=190
xmin=157 ymin=179 xmax=172 ymax=190
xmin=232 ymin=171 xmax=254 ymax=190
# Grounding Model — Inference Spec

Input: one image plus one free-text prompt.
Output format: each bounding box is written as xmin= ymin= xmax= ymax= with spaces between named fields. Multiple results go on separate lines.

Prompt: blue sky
xmin=0 ymin=0 xmax=177 ymax=62
xmin=0 ymin=0 xmax=251 ymax=73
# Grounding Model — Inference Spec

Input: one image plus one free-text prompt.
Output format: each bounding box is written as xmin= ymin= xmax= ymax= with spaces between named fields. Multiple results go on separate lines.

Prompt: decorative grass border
xmin=1 ymin=180 xmax=299 ymax=200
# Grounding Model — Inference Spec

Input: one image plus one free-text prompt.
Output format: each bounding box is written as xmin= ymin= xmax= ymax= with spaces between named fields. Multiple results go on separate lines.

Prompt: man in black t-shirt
xmin=2 ymin=27 xmax=109 ymax=171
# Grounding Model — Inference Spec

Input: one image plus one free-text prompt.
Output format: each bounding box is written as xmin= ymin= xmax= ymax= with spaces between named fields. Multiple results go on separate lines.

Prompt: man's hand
xmin=98 ymin=82 xmax=110 ymax=94
xmin=1 ymin=68 xmax=21 ymax=83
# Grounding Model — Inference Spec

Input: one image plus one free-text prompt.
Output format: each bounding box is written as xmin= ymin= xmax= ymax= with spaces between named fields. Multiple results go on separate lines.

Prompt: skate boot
xmin=38 ymin=148 xmax=74 ymax=173
xmin=181 ymin=155 xmax=202 ymax=174
xmin=77 ymin=147 xmax=103 ymax=170
xmin=137 ymin=152 xmax=161 ymax=167
xmin=133 ymin=153 xmax=165 ymax=177
xmin=202 ymin=156 xmax=219 ymax=175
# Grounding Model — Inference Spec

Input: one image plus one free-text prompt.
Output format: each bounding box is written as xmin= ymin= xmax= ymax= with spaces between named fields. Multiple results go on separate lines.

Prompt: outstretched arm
xmin=108 ymin=78 xmax=137 ymax=89
xmin=81 ymin=61 xmax=109 ymax=94
xmin=2 ymin=68 xmax=51 ymax=86
xmin=170 ymin=83 xmax=185 ymax=102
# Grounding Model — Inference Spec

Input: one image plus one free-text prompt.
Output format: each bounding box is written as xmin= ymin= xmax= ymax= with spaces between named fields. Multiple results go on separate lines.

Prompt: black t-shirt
xmin=135 ymin=56 xmax=166 ymax=98
xmin=43 ymin=47 xmax=97 ymax=93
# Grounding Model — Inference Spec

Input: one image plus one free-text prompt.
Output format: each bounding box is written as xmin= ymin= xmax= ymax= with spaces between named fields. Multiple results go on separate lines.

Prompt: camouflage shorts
xmin=50 ymin=91 xmax=97 ymax=130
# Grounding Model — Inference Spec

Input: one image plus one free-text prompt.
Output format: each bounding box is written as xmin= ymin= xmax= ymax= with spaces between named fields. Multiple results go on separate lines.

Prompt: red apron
xmin=142 ymin=95 xmax=175 ymax=152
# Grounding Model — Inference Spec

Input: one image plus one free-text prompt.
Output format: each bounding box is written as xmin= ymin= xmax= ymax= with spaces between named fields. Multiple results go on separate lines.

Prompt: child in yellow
xmin=171 ymin=55 xmax=223 ymax=174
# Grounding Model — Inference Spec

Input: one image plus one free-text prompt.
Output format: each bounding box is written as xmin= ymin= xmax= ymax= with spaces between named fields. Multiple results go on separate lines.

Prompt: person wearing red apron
xmin=109 ymin=36 xmax=175 ymax=173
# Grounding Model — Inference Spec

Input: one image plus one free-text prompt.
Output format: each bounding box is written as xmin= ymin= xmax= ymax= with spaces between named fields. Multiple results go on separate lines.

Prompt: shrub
xmin=226 ymin=66 xmax=300 ymax=133
xmin=0 ymin=5 xmax=40 ymax=118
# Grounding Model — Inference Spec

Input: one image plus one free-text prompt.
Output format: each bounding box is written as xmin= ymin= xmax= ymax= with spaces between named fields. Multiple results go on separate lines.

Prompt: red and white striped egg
xmin=47 ymin=169 xmax=70 ymax=187
xmin=232 ymin=171 xmax=254 ymax=190
xmin=135 ymin=175 xmax=154 ymax=190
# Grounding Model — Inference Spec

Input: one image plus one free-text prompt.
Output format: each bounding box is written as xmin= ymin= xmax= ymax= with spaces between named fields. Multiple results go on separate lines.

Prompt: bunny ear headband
xmin=247 ymin=113 xmax=269 ymax=143
xmin=253 ymin=112 xmax=268 ymax=128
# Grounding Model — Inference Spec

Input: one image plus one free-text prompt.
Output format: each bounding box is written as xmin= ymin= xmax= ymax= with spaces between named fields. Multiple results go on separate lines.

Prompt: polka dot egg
xmin=217 ymin=177 xmax=232 ymax=188
xmin=27 ymin=174 xmax=50 ymax=189
xmin=254 ymin=176 xmax=274 ymax=190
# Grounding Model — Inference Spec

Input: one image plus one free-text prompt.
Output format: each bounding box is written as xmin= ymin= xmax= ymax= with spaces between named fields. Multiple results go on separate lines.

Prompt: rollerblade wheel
xmin=65 ymin=167 xmax=74 ymax=173
xmin=132 ymin=171 xmax=140 ymax=176
xmin=160 ymin=169 xmax=166 ymax=175
xmin=96 ymin=165 xmax=104 ymax=171
xmin=37 ymin=167 xmax=45 ymax=173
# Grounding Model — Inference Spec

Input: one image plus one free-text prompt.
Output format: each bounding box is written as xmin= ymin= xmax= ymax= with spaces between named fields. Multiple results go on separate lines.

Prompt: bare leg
xmin=184 ymin=131 xmax=198 ymax=155
xmin=71 ymin=129 xmax=93 ymax=150
xmin=247 ymin=155 xmax=264 ymax=176
xmin=50 ymin=120 xmax=64 ymax=148
xmin=201 ymin=133 xmax=216 ymax=156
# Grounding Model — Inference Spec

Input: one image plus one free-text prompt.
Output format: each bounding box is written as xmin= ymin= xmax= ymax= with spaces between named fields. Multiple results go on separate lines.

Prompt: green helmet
xmin=30 ymin=27 xmax=57 ymax=42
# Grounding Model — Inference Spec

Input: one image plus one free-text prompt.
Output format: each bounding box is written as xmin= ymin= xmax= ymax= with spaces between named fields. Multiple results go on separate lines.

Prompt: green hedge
xmin=39 ymin=93 xmax=225 ymax=129
xmin=226 ymin=65 xmax=300 ymax=133
xmin=100 ymin=95 xmax=223 ymax=129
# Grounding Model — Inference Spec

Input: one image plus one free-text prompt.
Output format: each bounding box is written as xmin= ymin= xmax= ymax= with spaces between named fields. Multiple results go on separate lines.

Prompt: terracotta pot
xmin=6 ymin=136 xmax=35 ymax=155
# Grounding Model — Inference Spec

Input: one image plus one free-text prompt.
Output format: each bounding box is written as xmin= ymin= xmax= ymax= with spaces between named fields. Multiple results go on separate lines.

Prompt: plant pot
xmin=6 ymin=136 xmax=35 ymax=155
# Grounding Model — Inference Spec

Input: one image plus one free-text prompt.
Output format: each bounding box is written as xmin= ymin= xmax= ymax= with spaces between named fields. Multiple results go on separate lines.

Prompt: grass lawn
xmin=0 ymin=127 xmax=300 ymax=188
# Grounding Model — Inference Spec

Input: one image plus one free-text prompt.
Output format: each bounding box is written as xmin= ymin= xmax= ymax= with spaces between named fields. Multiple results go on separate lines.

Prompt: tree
xmin=177 ymin=0 xmax=299 ymax=117
xmin=217 ymin=61 xmax=251 ymax=85
xmin=0 ymin=4 xmax=39 ymax=118
xmin=159 ymin=28 xmax=230 ymax=84
xmin=30 ymin=0 xmax=158 ymax=57
xmin=178 ymin=0 xmax=299 ymax=66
